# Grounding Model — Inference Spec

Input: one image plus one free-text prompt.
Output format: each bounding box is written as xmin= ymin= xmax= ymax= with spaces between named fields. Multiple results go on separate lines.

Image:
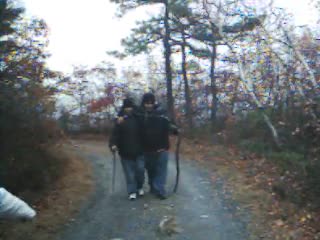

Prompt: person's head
xmin=141 ymin=93 xmax=155 ymax=112
xmin=122 ymin=98 xmax=135 ymax=115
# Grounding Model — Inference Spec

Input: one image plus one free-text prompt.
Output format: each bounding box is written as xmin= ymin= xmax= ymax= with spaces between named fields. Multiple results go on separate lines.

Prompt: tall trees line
xmin=109 ymin=0 xmax=319 ymax=149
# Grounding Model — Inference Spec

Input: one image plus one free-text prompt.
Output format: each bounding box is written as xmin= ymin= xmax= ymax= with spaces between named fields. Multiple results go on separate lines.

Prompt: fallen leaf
xmin=274 ymin=219 xmax=284 ymax=226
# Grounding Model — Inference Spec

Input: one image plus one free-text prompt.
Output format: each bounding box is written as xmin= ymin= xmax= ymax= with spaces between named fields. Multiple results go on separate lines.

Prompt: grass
xmin=0 ymin=145 xmax=68 ymax=202
xmin=0 ymin=143 xmax=93 ymax=240
xmin=268 ymin=151 xmax=306 ymax=173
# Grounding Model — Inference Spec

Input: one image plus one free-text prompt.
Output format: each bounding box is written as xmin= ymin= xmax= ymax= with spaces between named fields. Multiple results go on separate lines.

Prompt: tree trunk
xmin=237 ymin=62 xmax=282 ymax=148
xmin=210 ymin=42 xmax=218 ymax=131
xmin=283 ymin=30 xmax=318 ymax=90
xmin=181 ymin=33 xmax=193 ymax=128
xmin=163 ymin=0 xmax=174 ymax=121
xmin=231 ymin=79 xmax=239 ymax=114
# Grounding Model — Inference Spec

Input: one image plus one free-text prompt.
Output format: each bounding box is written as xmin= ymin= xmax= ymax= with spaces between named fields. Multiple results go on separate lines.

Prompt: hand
xmin=111 ymin=145 xmax=118 ymax=152
xmin=117 ymin=116 xmax=124 ymax=124
xmin=172 ymin=128 xmax=180 ymax=135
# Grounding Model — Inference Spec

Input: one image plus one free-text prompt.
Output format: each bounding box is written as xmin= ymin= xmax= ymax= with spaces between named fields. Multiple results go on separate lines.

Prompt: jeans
xmin=120 ymin=155 xmax=145 ymax=194
xmin=144 ymin=151 xmax=168 ymax=196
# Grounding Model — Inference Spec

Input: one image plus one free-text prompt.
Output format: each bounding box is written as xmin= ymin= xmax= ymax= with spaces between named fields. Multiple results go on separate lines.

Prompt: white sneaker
xmin=138 ymin=189 xmax=144 ymax=196
xmin=128 ymin=193 xmax=137 ymax=200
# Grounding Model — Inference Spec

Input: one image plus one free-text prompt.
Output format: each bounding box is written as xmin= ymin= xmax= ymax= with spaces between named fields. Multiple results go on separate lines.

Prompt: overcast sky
xmin=21 ymin=0 xmax=318 ymax=74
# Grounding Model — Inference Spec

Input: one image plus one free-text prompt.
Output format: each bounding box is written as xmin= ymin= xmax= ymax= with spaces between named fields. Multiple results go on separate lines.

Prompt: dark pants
xmin=120 ymin=155 xmax=145 ymax=194
xmin=144 ymin=151 xmax=168 ymax=196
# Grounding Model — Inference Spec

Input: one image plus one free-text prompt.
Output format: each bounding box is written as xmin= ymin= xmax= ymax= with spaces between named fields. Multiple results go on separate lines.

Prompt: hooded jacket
xmin=140 ymin=105 xmax=178 ymax=152
xmin=109 ymin=100 xmax=143 ymax=159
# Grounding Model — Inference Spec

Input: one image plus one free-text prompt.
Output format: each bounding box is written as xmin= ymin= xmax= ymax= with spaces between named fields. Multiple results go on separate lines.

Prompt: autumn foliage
xmin=0 ymin=1 xmax=63 ymax=195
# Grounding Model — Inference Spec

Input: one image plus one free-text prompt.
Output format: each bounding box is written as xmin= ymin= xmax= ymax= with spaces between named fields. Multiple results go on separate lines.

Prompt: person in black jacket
xmin=140 ymin=93 xmax=178 ymax=199
xmin=109 ymin=98 xmax=145 ymax=200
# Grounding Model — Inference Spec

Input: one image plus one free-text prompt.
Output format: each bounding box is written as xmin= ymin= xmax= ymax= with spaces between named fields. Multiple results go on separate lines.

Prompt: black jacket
xmin=109 ymin=114 xmax=143 ymax=159
xmin=140 ymin=106 xmax=178 ymax=152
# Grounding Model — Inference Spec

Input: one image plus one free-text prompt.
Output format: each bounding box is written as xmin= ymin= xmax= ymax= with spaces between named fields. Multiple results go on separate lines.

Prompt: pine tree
xmin=0 ymin=0 xmax=24 ymax=76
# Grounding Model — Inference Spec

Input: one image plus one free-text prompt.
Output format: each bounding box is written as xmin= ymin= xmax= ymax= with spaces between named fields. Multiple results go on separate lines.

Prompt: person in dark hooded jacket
xmin=140 ymin=93 xmax=178 ymax=199
xmin=109 ymin=98 xmax=145 ymax=200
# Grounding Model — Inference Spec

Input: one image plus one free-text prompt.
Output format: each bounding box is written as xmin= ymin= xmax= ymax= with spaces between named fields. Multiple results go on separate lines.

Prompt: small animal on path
xmin=158 ymin=216 xmax=183 ymax=236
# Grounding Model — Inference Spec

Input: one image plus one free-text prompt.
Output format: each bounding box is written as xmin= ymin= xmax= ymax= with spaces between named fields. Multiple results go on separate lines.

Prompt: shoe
xmin=138 ymin=189 xmax=144 ymax=196
xmin=157 ymin=193 xmax=167 ymax=200
xmin=128 ymin=193 xmax=137 ymax=200
xmin=149 ymin=186 xmax=156 ymax=195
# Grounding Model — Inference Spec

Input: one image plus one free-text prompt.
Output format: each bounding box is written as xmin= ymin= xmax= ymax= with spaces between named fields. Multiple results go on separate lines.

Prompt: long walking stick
xmin=112 ymin=151 xmax=116 ymax=193
xmin=173 ymin=134 xmax=181 ymax=193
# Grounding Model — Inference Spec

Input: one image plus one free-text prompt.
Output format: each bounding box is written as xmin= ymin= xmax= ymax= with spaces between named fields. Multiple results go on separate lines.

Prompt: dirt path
xmin=59 ymin=139 xmax=250 ymax=240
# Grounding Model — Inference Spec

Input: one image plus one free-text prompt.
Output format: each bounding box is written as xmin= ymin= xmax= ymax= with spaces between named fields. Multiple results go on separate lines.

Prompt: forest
xmin=1 ymin=0 xmax=319 ymax=239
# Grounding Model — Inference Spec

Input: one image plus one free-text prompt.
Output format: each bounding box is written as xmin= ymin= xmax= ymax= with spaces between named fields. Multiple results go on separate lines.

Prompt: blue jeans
xmin=144 ymin=151 xmax=168 ymax=196
xmin=120 ymin=156 xmax=145 ymax=194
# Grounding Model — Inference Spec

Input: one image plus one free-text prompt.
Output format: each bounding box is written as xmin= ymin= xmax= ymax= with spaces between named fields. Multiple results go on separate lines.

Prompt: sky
xmin=21 ymin=0 xmax=318 ymax=74
xmin=21 ymin=0 xmax=161 ymax=73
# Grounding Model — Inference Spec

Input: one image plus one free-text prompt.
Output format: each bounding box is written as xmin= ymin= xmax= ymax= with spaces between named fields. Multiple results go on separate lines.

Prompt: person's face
xmin=144 ymin=102 xmax=154 ymax=111
xmin=124 ymin=107 xmax=133 ymax=114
